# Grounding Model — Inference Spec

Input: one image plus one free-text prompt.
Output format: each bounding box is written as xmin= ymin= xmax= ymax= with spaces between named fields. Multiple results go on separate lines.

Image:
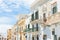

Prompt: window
xmin=32 ymin=25 xmax=34 ymax=32
xmin=53 ymin=6 xmax=57 ymax=14
xmin=28 ymin=24 xmax=30 ymax=29
xmin=52 ymin=31 xmax=55 ymax=35
xmin=43 ymin=35 xmax=47 ymax=40
xmin=37 ymin=35 xmax=39 ymax=40
xmin=58 ymin=37 xmax=60 ymax=40
xmin=35 ymin=11 xmax=39 ymax=19
xmin=54 ymin=35 xmax=57 ymax=40
xmin=36 ymin=24 xmax=38 ymax=31
xmin=52 ymin=29 xmax=55 ymax=35
xmin=31 ymin=14 xmax=34 ymax=21
xmin=25 ymin=36 xmax=27 ymax=38
xmin=43 ymin=13 xmax=47 ymax=22
xmin=32 ymin=37 xmax=34 ymax=40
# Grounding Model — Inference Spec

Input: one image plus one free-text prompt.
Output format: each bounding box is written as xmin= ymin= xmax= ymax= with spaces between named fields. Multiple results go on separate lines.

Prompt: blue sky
xmin=0 ymin=0 xmax=60 ymax=36
xmin=0 ymin=0 xmax=35 ymax=35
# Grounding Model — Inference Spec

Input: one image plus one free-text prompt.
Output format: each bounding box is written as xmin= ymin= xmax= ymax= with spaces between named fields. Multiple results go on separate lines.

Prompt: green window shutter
xmin=35 ymin=11 xmax=39 ymax=19
xmin=31 ymin=14 xmax=34 ymax=21
xmin=36 ymin=23 xmax=38 ymax=31
xmin=52 ymin=31 xmax=55 ymax=35
xmin=27 ymin=24 xmax=31 ymax=32
xmin=28 ymin=24 xmax=30 ymax=29
xmin=32 ymin=25 xmax=34 ymax=32
xmin=54 ymin=35 xmax=57 ymax=40
xmin=53 ymin=6 xmax=57 ymax=14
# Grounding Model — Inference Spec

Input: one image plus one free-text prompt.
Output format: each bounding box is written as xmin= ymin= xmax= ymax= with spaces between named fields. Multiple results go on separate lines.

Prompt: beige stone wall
xmin=46 ymin=12 xmax=60 ymax=25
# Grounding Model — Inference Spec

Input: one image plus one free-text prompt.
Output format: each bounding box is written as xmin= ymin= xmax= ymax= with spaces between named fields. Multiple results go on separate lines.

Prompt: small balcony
xmin=31 ymin=18 xmax=45 ymax=25
xmin=24 ymin=28 xmax=32 ymax=32
xmin=24 ymin=27 xmax=38 ymax=33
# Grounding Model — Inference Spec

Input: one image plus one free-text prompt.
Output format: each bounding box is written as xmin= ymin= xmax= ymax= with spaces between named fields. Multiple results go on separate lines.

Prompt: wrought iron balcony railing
xmin=24 ymin=27 xmax=38 ymax=32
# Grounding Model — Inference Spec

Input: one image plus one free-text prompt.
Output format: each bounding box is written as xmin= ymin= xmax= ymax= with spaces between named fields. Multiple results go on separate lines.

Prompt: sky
xmin=0 ymin=0 xmax=60 ymax=36
xmin=0 ymin=0 xmax=35 ymax=35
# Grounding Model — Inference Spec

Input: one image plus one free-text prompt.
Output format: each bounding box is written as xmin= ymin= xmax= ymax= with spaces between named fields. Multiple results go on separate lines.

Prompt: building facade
xmin=7 ymin=29 xmax=12 ymax=40
xmin=11 ymin=15 xmax=28 ymax=40
xmin=24 ymin=0 xmax=59 ymax=40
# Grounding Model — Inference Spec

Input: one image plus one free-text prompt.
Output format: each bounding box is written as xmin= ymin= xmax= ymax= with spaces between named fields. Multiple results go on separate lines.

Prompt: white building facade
xmin=24 ymin=0 xmax=60 ymax=40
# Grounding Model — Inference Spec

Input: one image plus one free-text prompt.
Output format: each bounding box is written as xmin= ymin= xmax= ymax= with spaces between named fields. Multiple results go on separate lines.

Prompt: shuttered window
xmin=53 ymin=6 xmax=57 ymax=14
xmin=31 ymin=14 xmax=34 ymax=21
xmin=35 ymin=11 xmax=39 ymax=19
xmin=36 ymin=23 xmax=38 ymax=31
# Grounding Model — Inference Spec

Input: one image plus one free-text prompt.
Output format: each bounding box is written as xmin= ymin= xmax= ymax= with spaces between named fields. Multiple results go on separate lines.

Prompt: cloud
xmin=0 ymin=16 xmax=17 ymax=24
xmin=0 ymin=0 xmax=11 ymax=12
xmin=0 ymin=15 xmax=17 ymax=36
xmin=0 ymin=24 xmax=13 ymax=36
xmin=3 ymin=0 xmax=22 ymax=8
xmin=0 ymin=17 xmax=12 ymax=24
xmin=1 ymin=0 xmax=60 ymax=13
xmin=0 ymin=0 xmax=35 ymax=13
xmin=0 ymin=0 xmax=3 ymax=3
xmin=3 ymin=9 xmax=13 ymax=12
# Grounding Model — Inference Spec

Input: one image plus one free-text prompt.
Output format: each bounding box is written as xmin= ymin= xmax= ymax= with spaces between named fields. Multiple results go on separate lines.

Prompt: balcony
xmin=24 ymin=28 xmax=32 ymax=32
xmin=46 ymin=12 xmax=60 ymax=25
xmin=31 ymin=18 xmax=44 ymax=25
xmin=24 ymin=27 xmax=38 ymax=33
